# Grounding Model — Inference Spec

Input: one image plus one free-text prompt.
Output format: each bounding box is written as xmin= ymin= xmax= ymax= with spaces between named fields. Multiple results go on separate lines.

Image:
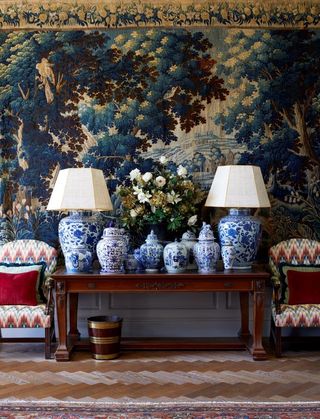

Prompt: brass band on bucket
xmin=89 ymin=336 xmax=120 ymax=344
xmin=93 ymin=353 xmax=119 ymax=360
xmin=88 ymin=321 xmax=121 ymax=329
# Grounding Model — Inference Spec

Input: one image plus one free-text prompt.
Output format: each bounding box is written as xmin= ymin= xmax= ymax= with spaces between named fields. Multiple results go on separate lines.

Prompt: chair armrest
xmin=44 ymin=277 xmax=54 ymax=315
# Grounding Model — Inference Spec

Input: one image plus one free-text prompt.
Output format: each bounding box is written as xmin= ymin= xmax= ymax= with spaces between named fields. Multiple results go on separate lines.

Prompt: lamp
xmin=47 ymin=168 xmax=113 ymax=273
xmin=205 ymin=165 xmax=270 ymax=270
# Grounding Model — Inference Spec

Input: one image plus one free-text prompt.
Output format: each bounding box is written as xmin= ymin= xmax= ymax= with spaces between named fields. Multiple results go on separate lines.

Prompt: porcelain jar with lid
xmin=139 ymin=230 xmax=163 ymax=272
xmin=96 ymin=227 xmax=127 ymax=273
xmin=193 ymin=222 xmax=220 ymax=273
xmin=163 ymin=239 xmax=188 ymax=273
xmin=181 ymin=230 xmax=197 ymax=270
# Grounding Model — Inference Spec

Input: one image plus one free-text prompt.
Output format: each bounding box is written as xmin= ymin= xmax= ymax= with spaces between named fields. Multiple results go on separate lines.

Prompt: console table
xmin=52 ymin=268 xmax=269 ymax=361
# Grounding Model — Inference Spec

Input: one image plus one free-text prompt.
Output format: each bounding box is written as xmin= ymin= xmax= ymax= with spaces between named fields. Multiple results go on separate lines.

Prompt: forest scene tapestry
xmin=0 ymin=26 xmax=320 ymax=252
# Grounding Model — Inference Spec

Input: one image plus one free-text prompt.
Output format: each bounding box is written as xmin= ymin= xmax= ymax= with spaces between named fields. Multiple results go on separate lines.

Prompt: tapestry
xmin=0 ymin=24 xmax=320 ymax=252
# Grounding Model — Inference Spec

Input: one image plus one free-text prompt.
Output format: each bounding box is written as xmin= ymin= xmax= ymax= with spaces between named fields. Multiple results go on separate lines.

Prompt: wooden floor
xmin=0 ymin=343 xmax=319 ymax=402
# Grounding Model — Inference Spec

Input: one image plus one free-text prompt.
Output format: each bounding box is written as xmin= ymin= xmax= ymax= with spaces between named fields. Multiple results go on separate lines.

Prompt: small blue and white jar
xmin=163 ymin=240 xmax=188 ymax=273
xmin=96 ymin=227 xmax=127 ymax=273
xmin=181 ymin=230 xmax=197 ymax=270
xmin=139 ymin=230 xmax=163 ymax=272
xmin=125 ymin=254 xmax=138 ymax=273
xmin=65 ymin=246 xmax=92 ymax=273
xmin=194 ymin=222 xmax=220 ymax=273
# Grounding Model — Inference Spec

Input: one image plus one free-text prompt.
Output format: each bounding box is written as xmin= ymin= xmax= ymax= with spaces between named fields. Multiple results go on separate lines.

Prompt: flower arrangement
xmin=116 ymin=156 xmax=206 ymax=237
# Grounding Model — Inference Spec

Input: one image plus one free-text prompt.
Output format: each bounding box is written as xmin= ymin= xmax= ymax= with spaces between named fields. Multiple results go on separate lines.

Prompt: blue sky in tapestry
xmin=0 ymin=28 xmax=319 ymax=247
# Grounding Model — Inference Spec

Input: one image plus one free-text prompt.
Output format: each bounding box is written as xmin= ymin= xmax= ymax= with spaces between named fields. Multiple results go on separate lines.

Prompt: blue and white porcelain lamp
xmin=47 ymin=168 xmax=113 ymax=273
xmin=205 ymin=165 xmax=270 ymax=270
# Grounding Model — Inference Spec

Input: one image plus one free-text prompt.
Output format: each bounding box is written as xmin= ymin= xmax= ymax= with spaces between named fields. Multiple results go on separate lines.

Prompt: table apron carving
xmin=52 ymin=269 xmax=269 ymax=362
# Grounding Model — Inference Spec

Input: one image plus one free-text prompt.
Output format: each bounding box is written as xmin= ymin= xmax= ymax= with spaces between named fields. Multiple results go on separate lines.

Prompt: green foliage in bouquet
xmin=116 ymin=157 xmax=206 ymax=235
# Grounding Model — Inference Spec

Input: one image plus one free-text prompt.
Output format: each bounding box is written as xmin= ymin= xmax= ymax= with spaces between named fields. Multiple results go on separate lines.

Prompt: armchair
xmin=0 ymin=239 xmax=58 ymax=359
xmin=269 ymin=238 xmax=320 ymax=356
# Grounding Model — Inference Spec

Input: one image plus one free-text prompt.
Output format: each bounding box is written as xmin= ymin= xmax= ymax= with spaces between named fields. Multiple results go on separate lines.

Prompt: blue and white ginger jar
xmin=140 ymin=230 xmax=163 ymax=272
xmin=96 ymin=227 xmax=127 ymax=273
xmin=163 ymin=240 xmax=188 ymax=273
xmin=194 ymin=222 xmax=220 ymax=273
xmin=181 ymin=230 xmax=197 ymax=270
xmin=65 ymin=246 xmax=92 ymax=273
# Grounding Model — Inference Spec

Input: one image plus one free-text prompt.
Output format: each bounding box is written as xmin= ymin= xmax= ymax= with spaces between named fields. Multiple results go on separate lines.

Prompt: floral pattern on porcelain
xmin=96 ymin=227 xmax=127 ymax=273
xmin=65 ymin=246 xmax=92 ymax=273
xmin=221 ymin=245 xmax=236 ymax=270
xmin=218 ymin=209 xmax=261 ymax=269
xmin=181 ymin=230 xmax=197 ymax=270
xmin=163 ymin=240 xmax=188 ymax=273
xmin=139 ymin=230 xmax=163 ymax=272
xmin=59 ymin=212 xmax=102 ymax=258
xmin=194 ymin=222 xmax=220 ymax=273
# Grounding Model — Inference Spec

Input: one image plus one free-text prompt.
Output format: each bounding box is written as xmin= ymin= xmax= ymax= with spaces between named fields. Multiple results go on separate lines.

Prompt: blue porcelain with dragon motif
xmin=194 ymin=222 xmax=220 ymax=273
xmin=139 ymin=230 xmax=163 ymax=272
xmin=163 ymin=239 xmax=188 ymax=273
xmin=65 ymin=245 xmax=92 ymax=273
xmin=218 ymin=208 xmax=261 ymax=270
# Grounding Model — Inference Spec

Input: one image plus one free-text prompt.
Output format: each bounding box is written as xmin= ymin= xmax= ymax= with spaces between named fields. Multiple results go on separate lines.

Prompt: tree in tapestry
xmin=0 ymin=29 xmax=228 ymax=246
xmin=214 ymin=29 xmax=320 ymax=241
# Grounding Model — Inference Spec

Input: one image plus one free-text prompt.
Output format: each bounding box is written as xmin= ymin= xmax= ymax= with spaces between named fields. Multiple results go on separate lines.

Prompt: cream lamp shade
xmin=47 ymin=168 xmax=113 ymax=211
xmin=205 ymin=165 xmax=270 ymax=209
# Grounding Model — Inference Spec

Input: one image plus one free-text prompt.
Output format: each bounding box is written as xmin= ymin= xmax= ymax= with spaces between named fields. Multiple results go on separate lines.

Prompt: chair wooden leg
xmin=45 ymin=327 xmax=51 ymax=359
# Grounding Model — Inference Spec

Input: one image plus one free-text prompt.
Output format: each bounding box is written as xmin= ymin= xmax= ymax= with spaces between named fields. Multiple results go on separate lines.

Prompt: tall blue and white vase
xmin=218 ymin=208 xmax=261 ymax=270
xmin=140 ymin=230 xmax=163 ymax=272
xmin=59 ymin=211 xmax=102 ymax=261
xmin=194 ymin=222 xmax=220 ymax=273
xmin=163 ymin=240 xmax=188 ymax=273
xmin=96 ymin=227 xmax=127 ymax=273
xmin=181 ymin=230 xmax=197 ymax=270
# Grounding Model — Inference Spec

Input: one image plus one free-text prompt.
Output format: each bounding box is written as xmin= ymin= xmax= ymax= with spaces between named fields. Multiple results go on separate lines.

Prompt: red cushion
xmin=287 ymin=270 xmax=320 ymax=304
xmin=0 ymin=271 xmax=39 ymax=305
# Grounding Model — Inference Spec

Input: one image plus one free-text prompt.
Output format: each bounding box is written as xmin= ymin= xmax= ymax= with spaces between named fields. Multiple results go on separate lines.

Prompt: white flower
xmin=167 ymin=191 xmax=182 ymax=204
xmin=132 ymin=185 xmax=143 ymax=195
xmin=159 ymin=155 xmax=168 ymax=165
xmin=155 ymin=176 xmax=166 ymax=187
xmin=130 ymin=209 xmax=138 ymax=218
xmin=177 ymin=165 xmax=187 ymax=177
xmin=129 ymin=168 xmax=141 ymax=181
xmin=187 ymin=215 xmax=197 ymax=226
xmin=138 ymin=191 xmax=151 ymax=203
xmin=142 ymin=172 xmax=153 ymax=183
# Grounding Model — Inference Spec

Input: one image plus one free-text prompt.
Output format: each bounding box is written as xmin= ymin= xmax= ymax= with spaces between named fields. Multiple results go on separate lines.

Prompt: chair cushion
xmin=0 ymin=271 xmax=39 ymax=306
xmin=287 ymin=270 xmax=320 ymax=305
xmin=0 ymin=263 xmax=46 ymax=303
xmin=279 ymin=264 xmax=320 ymax=304
xmin=272 ymin=303 xmax=320 ymax=327
xmin=0 ymin=304 xmax=50 ymax=328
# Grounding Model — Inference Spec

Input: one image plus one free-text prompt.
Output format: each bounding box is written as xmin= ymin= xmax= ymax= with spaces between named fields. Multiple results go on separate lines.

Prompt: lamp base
xmin=59 ymin=211 xmax=102 ymax=273
xmin=218 ymin=208 xmax=261 ymax=270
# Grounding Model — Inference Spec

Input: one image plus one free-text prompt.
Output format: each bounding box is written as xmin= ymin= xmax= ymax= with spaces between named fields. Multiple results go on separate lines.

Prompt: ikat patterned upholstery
xmin=0 ymin=240 xmax=57 ymax=329
xmin=0 ymin=240 xmax=57 ymax=274
xmin=269 ymin=238 xmax=320 ymax=328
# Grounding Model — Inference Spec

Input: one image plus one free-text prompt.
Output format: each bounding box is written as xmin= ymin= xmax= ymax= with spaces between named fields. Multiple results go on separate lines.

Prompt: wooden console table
xmin=52 ymin=268 xmax=269 ymax=361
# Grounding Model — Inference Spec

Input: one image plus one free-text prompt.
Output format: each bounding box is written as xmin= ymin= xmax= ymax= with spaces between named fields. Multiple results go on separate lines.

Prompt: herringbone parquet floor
xmin=0 ymin=343 xmax=319 ymax=403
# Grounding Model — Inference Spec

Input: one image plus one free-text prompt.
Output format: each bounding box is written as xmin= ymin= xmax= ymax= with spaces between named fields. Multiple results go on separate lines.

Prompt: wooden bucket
xmin=87 ymin=315 xmax=122 ymax=360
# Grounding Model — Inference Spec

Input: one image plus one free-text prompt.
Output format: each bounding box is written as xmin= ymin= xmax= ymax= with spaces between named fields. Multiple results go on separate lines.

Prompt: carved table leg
xmin=54 ymin=280 xmax=70 ymax=361
xmin=252 ymin=279 xmax=268 ymax=360
xmin=68 ymin=293 xmax=80 ymax=341
xmin=239 ymin=291 xmax=251 ymax=339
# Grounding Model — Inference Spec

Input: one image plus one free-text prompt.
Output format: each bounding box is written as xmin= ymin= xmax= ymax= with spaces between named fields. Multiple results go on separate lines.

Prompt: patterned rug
xmin=0 ymin=400 xmax=319 ymax=419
